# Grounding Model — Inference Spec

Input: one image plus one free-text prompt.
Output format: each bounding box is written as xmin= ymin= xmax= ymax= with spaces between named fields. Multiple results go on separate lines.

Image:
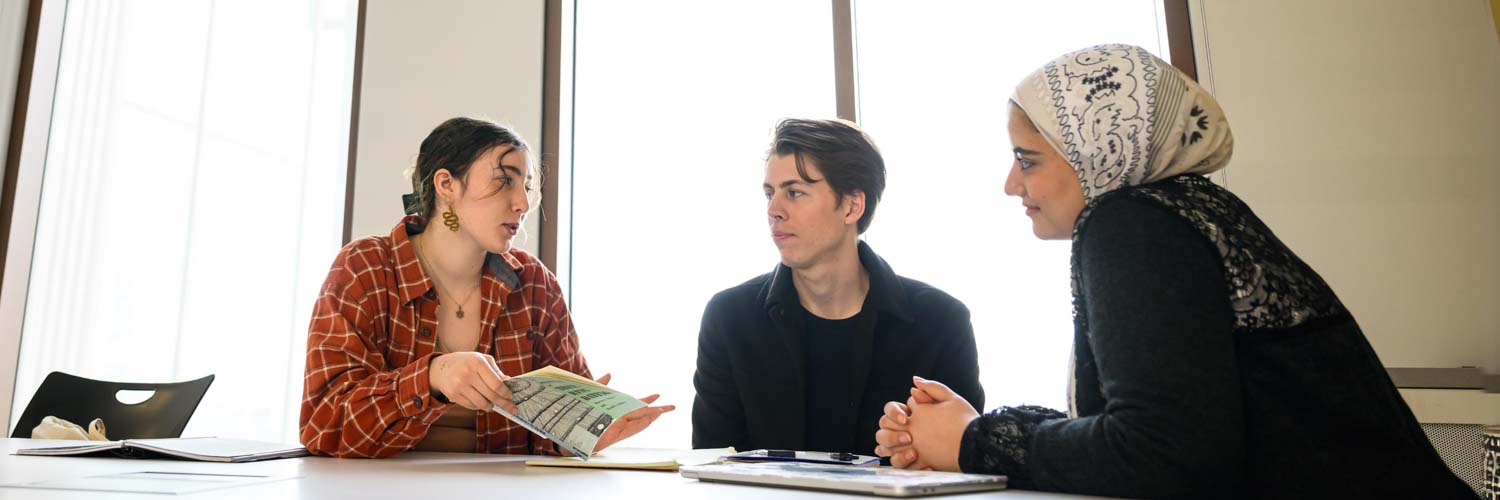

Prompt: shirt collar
xmin=392 ymin=215 xmax=524 ymax=305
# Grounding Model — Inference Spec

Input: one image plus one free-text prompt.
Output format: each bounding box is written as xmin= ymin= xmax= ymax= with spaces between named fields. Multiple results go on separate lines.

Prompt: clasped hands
xmin=873 ymin=376 xmax=980 ymax=471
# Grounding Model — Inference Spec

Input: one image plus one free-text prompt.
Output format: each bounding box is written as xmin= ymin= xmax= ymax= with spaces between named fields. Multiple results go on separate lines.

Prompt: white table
xmin=0 ymin=438 xmax=1105 ymax=499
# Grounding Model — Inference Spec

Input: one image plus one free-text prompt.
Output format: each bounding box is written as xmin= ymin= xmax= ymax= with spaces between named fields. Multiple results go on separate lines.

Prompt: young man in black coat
xmin=691 ymin=118 xmax=984 ymax=456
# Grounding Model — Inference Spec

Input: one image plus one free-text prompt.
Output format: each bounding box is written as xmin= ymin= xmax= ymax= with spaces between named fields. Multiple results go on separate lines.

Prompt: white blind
xmin=9 ymin=0 xmax=357 ymax=443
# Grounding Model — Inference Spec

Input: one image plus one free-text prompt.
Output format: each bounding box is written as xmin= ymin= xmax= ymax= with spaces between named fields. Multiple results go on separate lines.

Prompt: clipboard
xmin=724 ymin=449 xmax=880 ymax=466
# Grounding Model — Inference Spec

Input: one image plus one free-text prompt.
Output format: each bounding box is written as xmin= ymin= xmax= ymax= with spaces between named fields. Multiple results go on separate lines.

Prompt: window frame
xmin=536 ymin=0 xmax=1198 ymax=282
xmin=0 ymin=0 xmax=1195 ymax=434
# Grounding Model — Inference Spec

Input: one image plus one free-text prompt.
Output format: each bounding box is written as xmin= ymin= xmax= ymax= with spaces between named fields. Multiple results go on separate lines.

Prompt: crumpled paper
xmin=31 ymin=416 xmax=109 ymax=441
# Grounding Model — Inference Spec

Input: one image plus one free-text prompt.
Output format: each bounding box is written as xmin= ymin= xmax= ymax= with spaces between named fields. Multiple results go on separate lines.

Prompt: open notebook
xmin=16 ymin=437 xmax=309 ymax=463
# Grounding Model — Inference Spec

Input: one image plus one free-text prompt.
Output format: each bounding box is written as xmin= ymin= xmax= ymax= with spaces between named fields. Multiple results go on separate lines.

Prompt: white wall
xmin=352 ymin=0 xmax=543 ymax=253
xmin=1192 ymin=0 xmax=1500 ymax=371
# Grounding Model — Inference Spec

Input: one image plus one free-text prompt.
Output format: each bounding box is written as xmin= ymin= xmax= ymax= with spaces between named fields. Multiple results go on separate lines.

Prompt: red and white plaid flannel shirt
xmin=300 ymin=216 xmax=590 ymax=458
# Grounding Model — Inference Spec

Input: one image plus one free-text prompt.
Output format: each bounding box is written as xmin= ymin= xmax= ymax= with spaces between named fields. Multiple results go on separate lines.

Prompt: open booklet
xmin=492 ymin=366 xmax=647 ymax=459
xmin=15 ymin=437 xmax=309 ymax=463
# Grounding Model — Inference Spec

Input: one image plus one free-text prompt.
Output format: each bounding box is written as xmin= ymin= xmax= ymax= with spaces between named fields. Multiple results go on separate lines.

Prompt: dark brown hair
xmin=769 ymin=118 xmax=886 ymax=234
xmin=1009 ymin=100 xmax=1040 ymax=132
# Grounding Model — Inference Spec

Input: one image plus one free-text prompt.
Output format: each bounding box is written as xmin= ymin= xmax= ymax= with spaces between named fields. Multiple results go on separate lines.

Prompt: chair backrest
xmin=9 ymin=371 xmax=214 ymax=439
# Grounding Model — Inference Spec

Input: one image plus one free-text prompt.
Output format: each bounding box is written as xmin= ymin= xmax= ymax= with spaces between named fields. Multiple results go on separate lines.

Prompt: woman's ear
xmin=431 ymin=168 xmax=457 ymax=207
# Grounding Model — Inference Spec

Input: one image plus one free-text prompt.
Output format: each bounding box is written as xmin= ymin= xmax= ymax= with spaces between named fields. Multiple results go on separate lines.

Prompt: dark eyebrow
xmin=493 ymin=146 xmax=529 ymax=179
xmin=1013 ymin=147 xmax=1042 ymax=156
xmin=764 ymin=178 xmax=820 ymax=191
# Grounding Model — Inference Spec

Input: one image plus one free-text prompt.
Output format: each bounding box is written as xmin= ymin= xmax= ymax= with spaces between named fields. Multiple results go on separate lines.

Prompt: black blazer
xmin=692 ymin=241 xmax=984 ymax=454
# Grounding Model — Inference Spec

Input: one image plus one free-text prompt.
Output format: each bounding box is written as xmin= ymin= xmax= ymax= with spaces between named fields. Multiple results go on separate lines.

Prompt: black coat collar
xmin=761 ymin=240 xmax=913 ymax=323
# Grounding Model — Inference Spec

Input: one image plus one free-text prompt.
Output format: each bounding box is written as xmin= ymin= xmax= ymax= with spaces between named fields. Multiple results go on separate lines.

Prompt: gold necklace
xmin=415 ymin=234 xmax=481 ymax=319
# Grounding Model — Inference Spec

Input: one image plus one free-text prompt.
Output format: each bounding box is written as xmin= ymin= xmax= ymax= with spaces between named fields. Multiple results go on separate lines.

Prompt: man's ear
xmin=842 ymin=190 xmax=866 ymax=226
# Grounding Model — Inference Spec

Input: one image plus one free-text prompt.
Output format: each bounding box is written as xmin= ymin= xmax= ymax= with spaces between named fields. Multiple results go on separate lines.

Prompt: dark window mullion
xmin=832 ymin=0 xmax=857 ymax=122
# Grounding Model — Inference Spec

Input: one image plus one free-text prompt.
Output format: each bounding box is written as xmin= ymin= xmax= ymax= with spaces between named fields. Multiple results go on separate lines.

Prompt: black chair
xmin=9 ymin=371 xmax=214 ymax=439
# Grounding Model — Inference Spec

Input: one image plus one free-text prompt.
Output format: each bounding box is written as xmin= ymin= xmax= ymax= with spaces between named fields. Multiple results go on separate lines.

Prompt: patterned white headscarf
xmin=1012 ymin=44 xmax=1233 ymax=205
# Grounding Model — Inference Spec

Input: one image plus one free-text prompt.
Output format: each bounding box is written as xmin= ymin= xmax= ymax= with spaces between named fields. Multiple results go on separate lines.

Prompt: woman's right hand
xmin=876 ymin=400 xmax=922 ymax=468
xmin=428 ymin=352 xmax=518 ymax=413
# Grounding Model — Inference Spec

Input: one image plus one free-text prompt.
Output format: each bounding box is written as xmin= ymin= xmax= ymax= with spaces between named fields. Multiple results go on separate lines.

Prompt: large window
xmin=856 ymin=0 xmax=1172 ymax=412
xmin=7 ymin=0 xmax=356 ymax=443
xmin=567 ymin=0 xmax=837 ymax=448
xmin=563 ymin=0 xmax=1172 ymax=447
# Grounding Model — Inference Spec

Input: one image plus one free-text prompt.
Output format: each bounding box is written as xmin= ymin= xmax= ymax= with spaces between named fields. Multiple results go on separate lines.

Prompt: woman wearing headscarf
xmin=873 ymin=45 xmax=1472 ymax=498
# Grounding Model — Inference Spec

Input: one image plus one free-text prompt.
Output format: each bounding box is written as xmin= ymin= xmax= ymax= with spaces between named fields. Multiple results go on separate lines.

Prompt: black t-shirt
xmin=802 ymin=309 xmax=862 ymax=454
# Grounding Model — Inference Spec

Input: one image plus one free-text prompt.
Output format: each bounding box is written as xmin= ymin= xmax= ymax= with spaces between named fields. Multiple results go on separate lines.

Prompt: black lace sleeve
xmin=957 ymin=405 xmax=1066 ymax=484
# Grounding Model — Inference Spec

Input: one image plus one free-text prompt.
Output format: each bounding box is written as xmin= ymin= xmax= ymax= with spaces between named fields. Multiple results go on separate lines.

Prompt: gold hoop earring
xmin=442 ymin=210 xmax=460 ymax=232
